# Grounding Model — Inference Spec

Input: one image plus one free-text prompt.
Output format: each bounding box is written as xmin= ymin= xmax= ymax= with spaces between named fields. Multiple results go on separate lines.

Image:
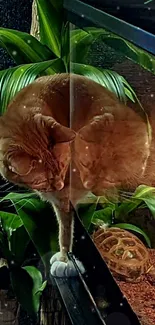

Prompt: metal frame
xmin=64 ymin=0 xmax=155 ymax=56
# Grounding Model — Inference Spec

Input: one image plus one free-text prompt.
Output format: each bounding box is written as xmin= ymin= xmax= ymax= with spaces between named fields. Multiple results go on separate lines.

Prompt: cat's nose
xmin=54 ymin=180 xmax=64 ymax=191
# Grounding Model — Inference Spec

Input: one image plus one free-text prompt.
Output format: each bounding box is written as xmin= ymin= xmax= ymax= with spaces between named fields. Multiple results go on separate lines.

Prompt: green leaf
xmin=10 ymin=226 xmax=30 ymax=265
xmin=0 ymin=231 xmax=14 ymax=262
xmin=49 ymin=0 xmax=63 ymax=11
xmin=71 ymin=62 xmax=136 ymax=103
xmin=15 ymin=206 xmax=58 ymax=268
xmin=115 ymin=199 xmax=141 ymax=221
xmin=0 ymin=211 xmax=23 ymax=231
xmin=23 ymin=266 xmax=46 ymax=297
xmin=11 ymin=266 xmax=45 ymax=314
xmin=92 ymin=207 xmax=114 ymax=226
xmin=70 ymin=29 xmax=95 ymax=64
xmin=85 ymin=27 xmax=155 ymax=75
xmin=0 ymin=192 xmax=47 ymax=214
xmin=132 ymin=185 xmax=155 ymax=218
xmin=114 ymin=223 xmax=151 ymax=248
xmin=77 ymin=197 xmax=100 ymax=230
xmin=61 ymin=21 xmax=70 ymax=71
xmin=0 ymin=28 xmax=53 ymax=64
xmin=37 ymin=0 xmax=62 ymax=57
xmin=0 ymin=58 xmax=64 ymax=114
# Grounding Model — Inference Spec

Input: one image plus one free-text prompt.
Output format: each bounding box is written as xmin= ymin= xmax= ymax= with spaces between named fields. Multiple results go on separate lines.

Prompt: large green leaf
xmin=115 ymin=185 xmax=155 ymax=220
xmin=92 ymin=206 xmax=115 ymax=226
xmin=0 ymin=192 xmax=47 ymax=213
xmin=11 ymin=266 xmax=46 ymax=314
xmin=85 ymin=27 xmax=155 ymax=75
xmin=0 ymin=28 xmax=53 ymax=64
xmin=49 ymin=0 xmax=63 ymax=11
xmin=71 ymin=62 xmax=136 ymax=103
xmin=37 ymin=0 xmax=62 ymax=57
xmin=1 ymin=192 xmax=58 ymax=268
xmin=114 ymin=223 xmax=151 ymax=248
xmin=61 ymin=22 xmax=70 ymax=71
xmin=0 ymin=211 xmax=23 ymax=231
xmin=16 ymin=205 xmax=58 ymax=268
xmin=0 ymin=58 xmax=64 ymax=114
xmin=70 ymin=29 xmax=95 ymax=64
xmin=10 ymin=226 xmax=30 ymax=265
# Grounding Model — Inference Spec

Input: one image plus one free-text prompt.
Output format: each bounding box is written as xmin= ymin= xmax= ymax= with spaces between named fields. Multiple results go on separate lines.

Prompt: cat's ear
xmin=34 ymin=113 xmax=76 ymax=143
xmin=78 ymin=113 xmax=114 ymax=142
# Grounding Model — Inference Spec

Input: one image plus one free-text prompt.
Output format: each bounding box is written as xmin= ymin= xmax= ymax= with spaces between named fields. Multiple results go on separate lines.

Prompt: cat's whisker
xmin=0 ymin=181 xmax=11 ymax=189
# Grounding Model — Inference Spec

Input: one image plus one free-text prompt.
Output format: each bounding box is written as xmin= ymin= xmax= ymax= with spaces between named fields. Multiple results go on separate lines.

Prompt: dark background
xmin=0 ymin=0 xmax=33 ymax=69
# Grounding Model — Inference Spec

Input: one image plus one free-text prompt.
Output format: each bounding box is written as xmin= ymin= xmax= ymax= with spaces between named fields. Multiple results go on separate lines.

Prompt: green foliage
xmin=0 ymin=2 xmax=143 ymax=114
xmin=0 ymin=192 xmax=52 ymax=314
xmin=78 ymin=185 xmax=155 ymax=248
xmin=0 ymin=192 xmax=58 ymax=267
xmin=0 ymin=0 xmax=155 ymax=315
xmin=0 ymin=59 xmax=64 ymax=114
xmin=10 ymin=266 xmax=46 ymax=315
xmin=85 ymin=27 xmax=155 ymax=75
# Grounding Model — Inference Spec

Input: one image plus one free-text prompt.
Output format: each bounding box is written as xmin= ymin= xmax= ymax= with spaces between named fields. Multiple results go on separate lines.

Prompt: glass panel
xmin=70 ymin=20 xmax=155 ymax=325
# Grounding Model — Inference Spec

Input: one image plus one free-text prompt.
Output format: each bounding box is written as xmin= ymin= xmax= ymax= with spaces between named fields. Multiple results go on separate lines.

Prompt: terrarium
xmin=0 ymin=1 xmax=155 ymax=325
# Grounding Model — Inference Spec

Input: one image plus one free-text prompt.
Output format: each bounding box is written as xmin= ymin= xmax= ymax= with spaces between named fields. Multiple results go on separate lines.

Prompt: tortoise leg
xmin=146 ymin=266 xmax=155 ymax=285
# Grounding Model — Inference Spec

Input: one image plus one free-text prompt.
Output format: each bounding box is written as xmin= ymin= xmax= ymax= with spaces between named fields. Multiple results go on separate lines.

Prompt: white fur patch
xmin=50 ymin=252 xmax=85 ymax=277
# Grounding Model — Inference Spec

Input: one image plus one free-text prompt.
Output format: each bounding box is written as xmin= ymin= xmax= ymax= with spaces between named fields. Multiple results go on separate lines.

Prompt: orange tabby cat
xmin=0 ymin=73 xmax=152 ymax=276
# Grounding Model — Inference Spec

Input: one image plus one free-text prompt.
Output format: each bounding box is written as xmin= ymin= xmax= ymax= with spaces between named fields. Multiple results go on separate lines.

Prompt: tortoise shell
xmin=92 ymin=227 xmax=151 ymax=281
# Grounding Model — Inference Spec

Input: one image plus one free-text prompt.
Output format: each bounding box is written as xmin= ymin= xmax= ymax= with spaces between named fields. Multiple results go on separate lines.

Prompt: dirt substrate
xmin=115 ymin=250 xmax=155 ymax=325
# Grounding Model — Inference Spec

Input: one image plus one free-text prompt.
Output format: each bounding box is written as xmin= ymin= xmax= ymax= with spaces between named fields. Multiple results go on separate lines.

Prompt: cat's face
xmin=0 ymin=114 xmax=75 ymax=192
xmin=74 ymin=113 xmax=150 ymax=193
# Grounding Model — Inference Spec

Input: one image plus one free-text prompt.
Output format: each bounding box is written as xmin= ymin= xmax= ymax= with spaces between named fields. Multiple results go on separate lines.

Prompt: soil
xmin=115 ymin=249 xmax=155 ymax=325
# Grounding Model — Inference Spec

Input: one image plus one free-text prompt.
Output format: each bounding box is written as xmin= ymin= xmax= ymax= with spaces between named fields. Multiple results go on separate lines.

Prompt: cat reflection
xmin=0 ymin=73 xmax=152 ymax=276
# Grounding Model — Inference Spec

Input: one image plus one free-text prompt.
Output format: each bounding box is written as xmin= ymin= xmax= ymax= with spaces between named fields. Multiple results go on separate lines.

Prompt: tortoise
xmin=92 ymin=227 xmax=155 ymax=283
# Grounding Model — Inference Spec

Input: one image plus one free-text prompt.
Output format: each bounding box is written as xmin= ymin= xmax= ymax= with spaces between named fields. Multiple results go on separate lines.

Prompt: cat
xmin=0 ymin=73 xmax=153 ymax=276
xmin=0 ymin=73 xmax=84 ymax=277
xmin=71 ymin=74 xmax=152 ymax=197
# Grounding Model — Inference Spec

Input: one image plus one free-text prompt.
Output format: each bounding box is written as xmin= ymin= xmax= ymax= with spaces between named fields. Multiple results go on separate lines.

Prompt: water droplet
xmin=72 ymin=168 xmax=76 ymax=172
xmin=81 ymin=14 xmax=85 ymax=18
xmin=12 ymin=50 xmax=17 ymax=56
xmin=11 ymin=260 xmax=15 ymax=265
xmin=120 ymin=302 xmax=123 ymax=306
xmin=4 ymin=303 xmax=8 ymax=307
xmin=81 ymin=235 xmax=85 ymax=240
xmin=23 ymin=105 xmax=26 ymax=108
xmin=38 ymin=159 xmax=42 ymax=163
xmin=93 ymin=266 xmax=96 ymax=270
xmin=27 ymin=39 xmax=31 ymax=44
xmin=150 ymin=93 xmax=154 ymax=97
xmin=116 ymin=6 xmax=120 ymax=10
xmin=73 ymin=305 xmax=77 ymax=309
xmin=148 ymin=7 xmax=151 ymax=10
xmin=74 ymin=40 xmax=77 ymax=44
xmin=85 ymin=146 xmax=89 ymax=150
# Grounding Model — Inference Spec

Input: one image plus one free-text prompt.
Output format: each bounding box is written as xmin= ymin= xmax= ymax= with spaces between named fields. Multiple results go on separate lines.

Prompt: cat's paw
xmin=50 ymin=252 xmax=85 ymax=278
